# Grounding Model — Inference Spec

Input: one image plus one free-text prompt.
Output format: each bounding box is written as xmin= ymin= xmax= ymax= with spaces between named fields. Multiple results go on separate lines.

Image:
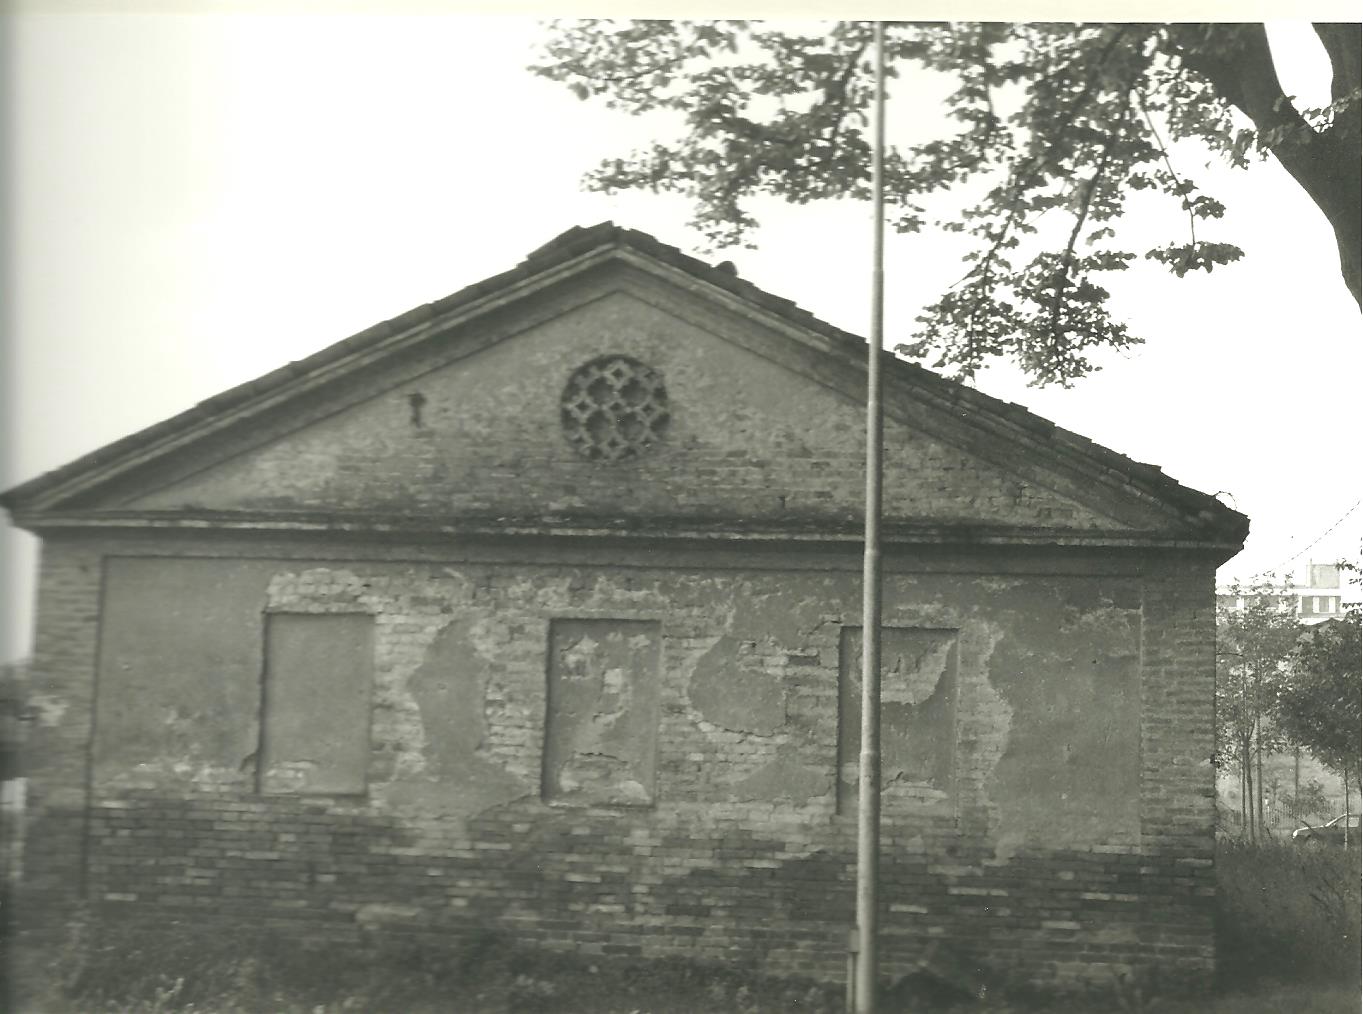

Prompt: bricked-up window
xmin=259 ymin=613 xmax=375 ymax=795
xmin=543 ymin=619 xmax=662 ymax=806
xmin=560 ymin=356 xmax=670 ymax=461
xmin=837 ymin=627 xmax=959 ymax=814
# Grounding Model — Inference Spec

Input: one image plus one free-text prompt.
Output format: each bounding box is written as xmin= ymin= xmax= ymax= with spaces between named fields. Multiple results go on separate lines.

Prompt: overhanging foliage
xmin=534 ymin=21 xmax=1361 ymax=386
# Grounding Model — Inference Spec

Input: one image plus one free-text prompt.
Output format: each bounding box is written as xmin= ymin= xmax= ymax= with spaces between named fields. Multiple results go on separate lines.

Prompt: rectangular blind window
xmin=260 ymin=613 xmax=374 ymax=795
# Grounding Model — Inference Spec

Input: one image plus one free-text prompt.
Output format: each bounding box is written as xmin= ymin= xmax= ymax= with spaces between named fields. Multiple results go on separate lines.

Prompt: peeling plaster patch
xmin=689 ymin=636 xmax=786 ymax=735
xmin=992 ymin=830 xmax=1027 ymax=862
xmin=674 ymin=579 xmax=839 ymax=795
xmin=545 ymin=620 xmax=661 ymax=806
xmin=985 ymin=584 xmax=1141 ymax=848
xmin=1056 ymin=603 xmax=1142 ymax=647
xmin=266 ymin=565 xmax=482 ymax=797
xmin=392 ymin=614 xmax=529 ymax=816
xmin=839 ymin=628 xmax=960 ymax=814
xmin=147 ymin=703 xmax=240 ymax=779
xmin=102 ymin=757 xmax=247 ymax=791
xmin=882 ymin=637 xmax=955 ymax=706
xmin=465 ymin=614 xmax=541 ymax=787
xmin=730 ymin=748 xmax=830 ymax=802
xmin=502 ymin=574 xmax=572 ymax=611
xmin=0 ymin=779 xmax=25 ymax=814
xmin=681 ymin=579 xmax=837 ymax=739
xmin=266 ymin=567 xmax=377 ymax=613
xmin=954 ymin=619 xmax=1012 ymax=836
xmin=588 ymin=573 xmax=657 ymax=607
xmin=976 ymin=577 xmax=1026 ymax=593
xmin=731 ymin=587 xmax=822 ymax=647
xmin=356 ymin=903 xmax=421 ymax=927
xmin=26 ymin=693 xmax=67 ymax=728
xmin=262 ymin=760 xmax=320 ymax=793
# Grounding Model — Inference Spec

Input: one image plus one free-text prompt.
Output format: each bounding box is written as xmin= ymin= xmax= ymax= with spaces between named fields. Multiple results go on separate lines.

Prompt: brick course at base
xmin=71 ymin=795 xmax=1213 ymax=994
xmin=18 ymin=533 xmax=1218 ymax=996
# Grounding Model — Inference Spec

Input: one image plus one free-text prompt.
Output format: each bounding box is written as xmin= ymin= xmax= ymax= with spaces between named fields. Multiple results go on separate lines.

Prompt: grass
xmin=14 ymin=927 xmax=844 ymax=1014
xmin=1143 ymin=983 xmax=1360 ymax=1014
xmin=8 ymin=840 xmax=1360 ymax=1013
xmin=1214 ymin=836 xmax=1359 ymax=985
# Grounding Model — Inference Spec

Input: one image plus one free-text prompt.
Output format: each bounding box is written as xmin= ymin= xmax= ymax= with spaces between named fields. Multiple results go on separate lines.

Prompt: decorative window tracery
xmin=560 ymin=355 xmax=670 ymax=462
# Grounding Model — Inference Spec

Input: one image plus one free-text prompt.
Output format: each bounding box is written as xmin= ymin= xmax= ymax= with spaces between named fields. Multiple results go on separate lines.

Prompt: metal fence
xmin=1217 ymin=796 xmax=1351 ymax=839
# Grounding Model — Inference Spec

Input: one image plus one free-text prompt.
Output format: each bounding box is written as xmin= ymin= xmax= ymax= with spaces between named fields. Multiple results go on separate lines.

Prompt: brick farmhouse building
xmin=3 ymin=223 xmax=1247 ymax=995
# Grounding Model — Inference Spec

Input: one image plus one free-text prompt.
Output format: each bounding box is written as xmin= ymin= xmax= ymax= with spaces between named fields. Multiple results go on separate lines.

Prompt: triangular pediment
xmin=1 ymin=224 xmax=1246 ymax=554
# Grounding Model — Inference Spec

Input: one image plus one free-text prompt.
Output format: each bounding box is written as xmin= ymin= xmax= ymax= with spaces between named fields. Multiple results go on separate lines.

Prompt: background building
xmin=1215 ymin=560 xmax=1360 ymax=833
xmin=1216 ymin=560 xmax=1357 ymax=626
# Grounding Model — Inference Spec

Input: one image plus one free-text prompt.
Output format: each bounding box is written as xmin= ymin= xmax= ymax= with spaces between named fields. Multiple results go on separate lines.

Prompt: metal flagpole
xmin=854 ymin=19 xmax=887 ymax=1014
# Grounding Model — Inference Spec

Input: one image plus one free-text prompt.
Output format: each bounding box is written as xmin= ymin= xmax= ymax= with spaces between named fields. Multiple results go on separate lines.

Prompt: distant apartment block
xmin=1217 ymin=561 xmax=1355 ymax=625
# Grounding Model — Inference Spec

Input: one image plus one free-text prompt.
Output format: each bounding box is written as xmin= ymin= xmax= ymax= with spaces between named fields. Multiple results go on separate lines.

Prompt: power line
xmin=1263 ymin=497 xmax=1362 ymax=576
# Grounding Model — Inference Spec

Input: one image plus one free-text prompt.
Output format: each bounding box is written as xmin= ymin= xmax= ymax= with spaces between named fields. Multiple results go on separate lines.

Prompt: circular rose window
xmin=560 ymin=355 xmax=670 ymax=462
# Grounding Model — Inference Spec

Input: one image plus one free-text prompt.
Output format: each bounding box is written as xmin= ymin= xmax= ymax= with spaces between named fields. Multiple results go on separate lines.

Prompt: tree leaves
xmin=1216 ymin=585 xmax=1303 ymax=779
xmin=1145 ymin=241 xmax=1245 ymax=276
xmin=532 ymin=21 xmax=1357 ymax=384
xmin=1278 ymin=608 xmax=1362 ymax=781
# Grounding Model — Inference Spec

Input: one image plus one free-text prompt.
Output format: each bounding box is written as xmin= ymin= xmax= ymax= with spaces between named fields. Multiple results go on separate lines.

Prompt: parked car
xmin=1291 ymin=813 xmax=1361 ymax=845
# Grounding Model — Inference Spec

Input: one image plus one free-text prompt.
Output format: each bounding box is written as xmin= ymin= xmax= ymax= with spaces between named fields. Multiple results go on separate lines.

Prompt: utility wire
xmin=1261 ymin=497 xmax=1362 ymax=577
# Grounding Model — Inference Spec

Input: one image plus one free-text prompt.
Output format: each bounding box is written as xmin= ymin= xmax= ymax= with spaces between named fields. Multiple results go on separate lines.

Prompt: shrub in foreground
xmin=20 ymin=913 xmax=845 ymax=1013
xmin=1215 ymin=837 xmax=1360 ymax=985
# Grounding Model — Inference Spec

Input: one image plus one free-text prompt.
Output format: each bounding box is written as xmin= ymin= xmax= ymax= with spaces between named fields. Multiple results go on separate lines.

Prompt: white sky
xmin=2 ymin=12 xmax=1360 ymax=661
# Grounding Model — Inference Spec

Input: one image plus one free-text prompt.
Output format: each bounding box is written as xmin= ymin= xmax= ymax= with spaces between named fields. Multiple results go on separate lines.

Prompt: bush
xmin=20 ymin=913 xmax=844 ymax=1013
xmin=1216 ymin=837 xmax=1361 ymax=985
xmin=21 ymin=913 xmax=520 ymax=1012
xmin=25 ymin=856 xmax=1358 ymax=1014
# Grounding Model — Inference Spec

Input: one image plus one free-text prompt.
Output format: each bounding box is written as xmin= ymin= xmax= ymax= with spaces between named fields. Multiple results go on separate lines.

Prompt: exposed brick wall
xmin=19 ymin=539 xmax=104 ymax=924
xmin=1134 ymin=561 xmax=1219 ymax=984
xmin=81 ymin=797 xmax=1209 ymax=991
xmin=19 ymin=532 xmax=1220 ymax=996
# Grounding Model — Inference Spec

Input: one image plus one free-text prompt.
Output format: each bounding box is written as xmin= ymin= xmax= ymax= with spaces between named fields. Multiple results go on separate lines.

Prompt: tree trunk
xmin=1240 ymin=757 xmax=1248 ymax=836
xmin=1173 ymin=24 xmax=1362 ymax=307
xmin=1256 ymin=717 xmax=1265 ymax=837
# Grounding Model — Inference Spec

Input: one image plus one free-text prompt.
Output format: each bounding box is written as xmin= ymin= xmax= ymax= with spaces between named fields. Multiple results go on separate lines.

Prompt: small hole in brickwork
xmin=560 ymin=355 xmax=670 ymax=462
xmin=406 ymin=391 xmax=427 ymax=428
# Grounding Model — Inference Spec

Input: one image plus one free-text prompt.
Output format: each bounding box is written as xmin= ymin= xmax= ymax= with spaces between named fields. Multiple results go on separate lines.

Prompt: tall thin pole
xmin=855 ymin=20 xmax=887 ymax=1014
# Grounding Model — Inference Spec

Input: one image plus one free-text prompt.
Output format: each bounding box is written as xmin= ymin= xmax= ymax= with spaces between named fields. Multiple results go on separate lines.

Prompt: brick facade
xmin=6 ymin=225 xmax=1243 ymax=998
xmin=19 ymin=532 xmax=1220 ymax=995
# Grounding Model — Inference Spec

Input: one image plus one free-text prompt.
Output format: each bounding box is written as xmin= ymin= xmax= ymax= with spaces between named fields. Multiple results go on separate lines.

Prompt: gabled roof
xmin=1 ymin=221 xmax=1248 ymax=553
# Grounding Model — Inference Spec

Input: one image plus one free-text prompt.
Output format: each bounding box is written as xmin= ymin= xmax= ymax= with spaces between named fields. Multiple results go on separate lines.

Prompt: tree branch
xmin=821 ymin=39 xmax=870 ymax=164
xmin=1173 ymin=23 xmax=1361 ymax=306
xmin=1313 ymin=23 xmax=1361 ymax=106
xmin=1138 ymin=90 xmax=1199 ymax=251
xmin=1047 ymin=130 xmax=1122 ymax=338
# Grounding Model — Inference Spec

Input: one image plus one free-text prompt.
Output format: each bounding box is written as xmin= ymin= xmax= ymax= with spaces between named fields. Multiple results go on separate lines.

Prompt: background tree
xmin=534 ymin=21 xmax=1360 ymax=386
xmin=1282 ymin=777 xmax=1331 ymax=824
xmin=1275 ymin=607 xmax=1362 ymax=816
xmin=1216 ymin=584 xmax=1303 ymax=840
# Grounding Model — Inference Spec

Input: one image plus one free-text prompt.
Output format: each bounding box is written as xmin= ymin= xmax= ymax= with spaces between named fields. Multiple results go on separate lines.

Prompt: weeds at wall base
xmin=10 ymin=840 xmax=1360 ymax=1013
xmin=15 ymin=913 xmax=846 ymax=1014
xmin=1214 ymin=837 xmax=1360 ymax=987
